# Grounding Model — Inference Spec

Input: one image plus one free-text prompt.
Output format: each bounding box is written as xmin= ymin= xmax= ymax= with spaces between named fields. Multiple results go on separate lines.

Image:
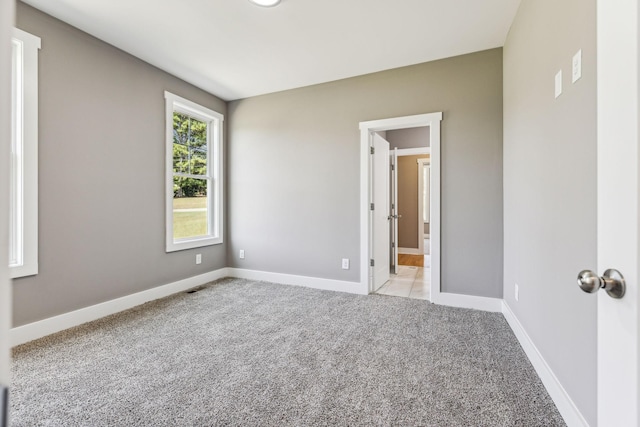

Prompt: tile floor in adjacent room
xmin=376 ymin=264 xmax=430 ymax=300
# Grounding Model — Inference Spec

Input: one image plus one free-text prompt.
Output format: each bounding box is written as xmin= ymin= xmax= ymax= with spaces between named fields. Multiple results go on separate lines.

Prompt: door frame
xmin=395 ymin=147 xmax=430 ymax=256
xmin=417 ymin=158 xmax=430 ymax=256
xmin=359 ymin=112 xmax=442 ymax=296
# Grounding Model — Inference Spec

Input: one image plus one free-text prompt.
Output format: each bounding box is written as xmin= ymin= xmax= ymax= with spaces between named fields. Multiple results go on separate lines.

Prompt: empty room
xmin=0 ymin=0 xmax=638 ymax=426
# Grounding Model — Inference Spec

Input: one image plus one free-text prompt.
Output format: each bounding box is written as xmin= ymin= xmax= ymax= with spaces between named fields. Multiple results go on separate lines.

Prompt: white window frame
xmin=10 ymin=28 xmax=40 ymax=279
xmin=165 ymin=91 xmax=224 ymax=252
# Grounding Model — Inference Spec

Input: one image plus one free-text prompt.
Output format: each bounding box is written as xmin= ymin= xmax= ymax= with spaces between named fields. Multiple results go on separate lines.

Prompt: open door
xmin=390 ymin=147 xmax=398 ymax=275
xmin=0 ymin=0 xmax=14 ymax=424
xmin=595 ymin=2 xmax=639 ymax=425
xmin=371 ymin=133 xmax=390 ymax=292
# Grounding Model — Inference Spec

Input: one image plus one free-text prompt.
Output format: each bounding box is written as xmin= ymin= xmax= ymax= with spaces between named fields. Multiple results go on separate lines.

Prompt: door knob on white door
xmin=577 ymin=269 xmax=626 ymax=299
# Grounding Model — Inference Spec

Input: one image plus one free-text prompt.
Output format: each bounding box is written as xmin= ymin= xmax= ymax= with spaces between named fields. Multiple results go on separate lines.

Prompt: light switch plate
xmin=572 ymin=49 xmax=582 ymax=83
xmin=555 ymin=70 xmax=563 ymax=98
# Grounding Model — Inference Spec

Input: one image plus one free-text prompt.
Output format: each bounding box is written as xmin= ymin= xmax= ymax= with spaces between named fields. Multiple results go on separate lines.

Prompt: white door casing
xmin=371 ymin=133 xmax=390 ymax=291
xmin=596 ymin=1 xmax=639 ymax=425
xmin=417 ymin=158 xmax=430 ymax=255
xmin=359 ymin=112 xmax=441 ymax=295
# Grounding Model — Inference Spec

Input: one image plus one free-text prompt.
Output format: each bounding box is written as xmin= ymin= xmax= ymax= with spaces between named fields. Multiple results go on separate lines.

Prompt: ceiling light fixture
xmin=248 ymin=0 xmax=281 ymax=7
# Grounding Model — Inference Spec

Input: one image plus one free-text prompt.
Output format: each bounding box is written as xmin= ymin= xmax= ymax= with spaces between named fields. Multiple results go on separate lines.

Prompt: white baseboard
xmin=10 ymin=268 xmax=230 ymax=347
xmin=502 ymin=301 xmax=589 ymax=427
xmin=228 ymin=268 xmax=367 ymax=295
xmin=398 ymin=248 xmax=423 ymax=255
xmin=432 ymin=291 xmax=503 ymax=312
xmin=8 ymin=265 xmax=588 ymax=427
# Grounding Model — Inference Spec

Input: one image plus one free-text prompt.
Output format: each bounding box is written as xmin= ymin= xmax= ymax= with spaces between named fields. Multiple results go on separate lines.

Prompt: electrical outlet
xmin=515 ymin=284 xmax=520 ymax=302
xmin=342 ymin=258 xmax=350 ymax=270
xmin=555 ymin=70 xmax=563 ymax=98
xmin=239 ymin=249 xmax=245 ymax=259
xmin=195 ymin=254 xmax=202 ymax=265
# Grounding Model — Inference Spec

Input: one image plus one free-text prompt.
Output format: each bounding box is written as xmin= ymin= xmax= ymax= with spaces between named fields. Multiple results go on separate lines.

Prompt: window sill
xmin=166 ymin=236 xmax=223 ymax=253
xmin=10 ymin=263 xmax=38 ymax=279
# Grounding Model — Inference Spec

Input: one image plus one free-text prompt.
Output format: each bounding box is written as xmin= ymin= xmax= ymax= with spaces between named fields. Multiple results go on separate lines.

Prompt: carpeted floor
xmin=11 ymin=278 xmax=565 ymax=426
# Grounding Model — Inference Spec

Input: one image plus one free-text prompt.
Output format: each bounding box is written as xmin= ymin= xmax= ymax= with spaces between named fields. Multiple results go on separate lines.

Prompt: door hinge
xmin=370 ymin=203 xmax=375 ymax=211
xmin=391 ymin=203 xmax=395 ymax=210
xmin=370 ymin=146 xmax=375 ymax=155
xmin=370 ymin=259 xmax=375 ymax=267
xmin=391 ymin=164 xmax=395 ymax=171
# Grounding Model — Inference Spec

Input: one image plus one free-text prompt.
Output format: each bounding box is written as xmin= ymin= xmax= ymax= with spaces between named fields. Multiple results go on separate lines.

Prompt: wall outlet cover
xmin=555 ymin=70 xmax=563 ymax=98
xmin=341 ymin=258 xmax=350 ymax=270
xmin=239 ymin=249 xmax=245 ymax=259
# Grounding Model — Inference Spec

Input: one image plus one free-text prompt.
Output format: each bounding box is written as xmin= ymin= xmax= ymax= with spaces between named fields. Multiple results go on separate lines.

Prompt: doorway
xmin=358 ymin=112 xmax=442 ymax=301
xmin=377 ymin=144 xmax=431 ymax=299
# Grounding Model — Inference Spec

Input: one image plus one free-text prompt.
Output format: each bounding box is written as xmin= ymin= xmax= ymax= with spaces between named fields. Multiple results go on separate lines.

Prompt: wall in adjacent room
xmin=228 ymin=48 xmax=503 ymax=298
xmin=503 ymin=0 xmax=597 ymax=424
xmin=386 ymin=127 xmax=430 ymax=149
xmin=397 ymin=154 xmax=428 ymax=250
xmin=13 ymin=2 xmax=227 ymax=327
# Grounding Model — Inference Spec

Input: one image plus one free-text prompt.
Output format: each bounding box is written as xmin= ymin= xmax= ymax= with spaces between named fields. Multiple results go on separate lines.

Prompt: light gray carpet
xmin=11 ymin=278 xmax=565 ymax=426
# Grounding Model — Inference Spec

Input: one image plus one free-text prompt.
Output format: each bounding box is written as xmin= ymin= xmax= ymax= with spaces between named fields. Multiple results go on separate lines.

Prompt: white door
xmin=390 ymin=148 xmax=398 ymax=275
xmin=0 ymin=0 xmax=14 ymax=423
xmin=372 ymin=133 xmax=390 ymax=291
xmin=596 ymin=1 xmax=639 ymax=425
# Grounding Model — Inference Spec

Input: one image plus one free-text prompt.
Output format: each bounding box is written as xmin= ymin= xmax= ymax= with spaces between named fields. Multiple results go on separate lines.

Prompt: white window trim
xmin=10 ymin=28 xmax=40 ymax=279
xmin=165 ymin=91 xmax=224 ymax=252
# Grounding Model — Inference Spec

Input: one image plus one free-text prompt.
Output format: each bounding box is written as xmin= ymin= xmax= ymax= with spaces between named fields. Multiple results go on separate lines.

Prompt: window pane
xmin=172 ymin=112 xmax=208 ymax=175
xmin=173 ymin=177 xmax=208 ymax=240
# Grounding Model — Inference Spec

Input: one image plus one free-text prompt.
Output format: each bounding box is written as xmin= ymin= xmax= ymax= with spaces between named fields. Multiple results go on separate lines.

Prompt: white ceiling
xmin=22 ymin=0 xmax=522 ymax=101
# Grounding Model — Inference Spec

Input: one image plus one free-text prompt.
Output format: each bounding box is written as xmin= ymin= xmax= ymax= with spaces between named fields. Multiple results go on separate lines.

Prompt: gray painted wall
xmin=0 ymin=0 xmax=14 ymax=386
xmin=397 ymin=154 xmax=428 ymax=249
xmin=228 ymin=48 xmax=503 ymax=298
xmin=386 ymin=127 xmax=430 ymax=149
xmin=13 ymin=3 xmax=227 ymax=327
xmin=503 ymin=0 xmax=596 ymax=424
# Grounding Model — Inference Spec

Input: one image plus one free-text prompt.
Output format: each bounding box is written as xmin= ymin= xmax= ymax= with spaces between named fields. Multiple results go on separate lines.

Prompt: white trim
xmin=227 ymin=268 xmax=366 ymax=295
xmin=164 ymin=91 xmax=224 ymax=253
xmin=398 ymin=247 xmax=422 ymax=255
xmin=10 ymin=268 xmax=365 ymax=346
xmin=9 ymin=28 xmax=40 ymax=279
xmin=359 ymin=126 xmax=372 ymax=294
xmin=359 ymin=112 xmax=442 ymax=300
xmin=395 ymin=147 xmax=430 ymax=157
xmin=10 ymin=268 xmax=231 ymax=347
xmin=502 ymin=301 xmax=590 ymax=427
xmin=417 ymin=158 xmax=430 ymax=255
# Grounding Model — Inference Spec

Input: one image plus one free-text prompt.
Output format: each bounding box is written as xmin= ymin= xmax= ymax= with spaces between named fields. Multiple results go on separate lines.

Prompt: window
xmin=10 ymin=28 xmax=40 ymax=279
xmin=165 ymin=92 xmax=224 ymax=252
